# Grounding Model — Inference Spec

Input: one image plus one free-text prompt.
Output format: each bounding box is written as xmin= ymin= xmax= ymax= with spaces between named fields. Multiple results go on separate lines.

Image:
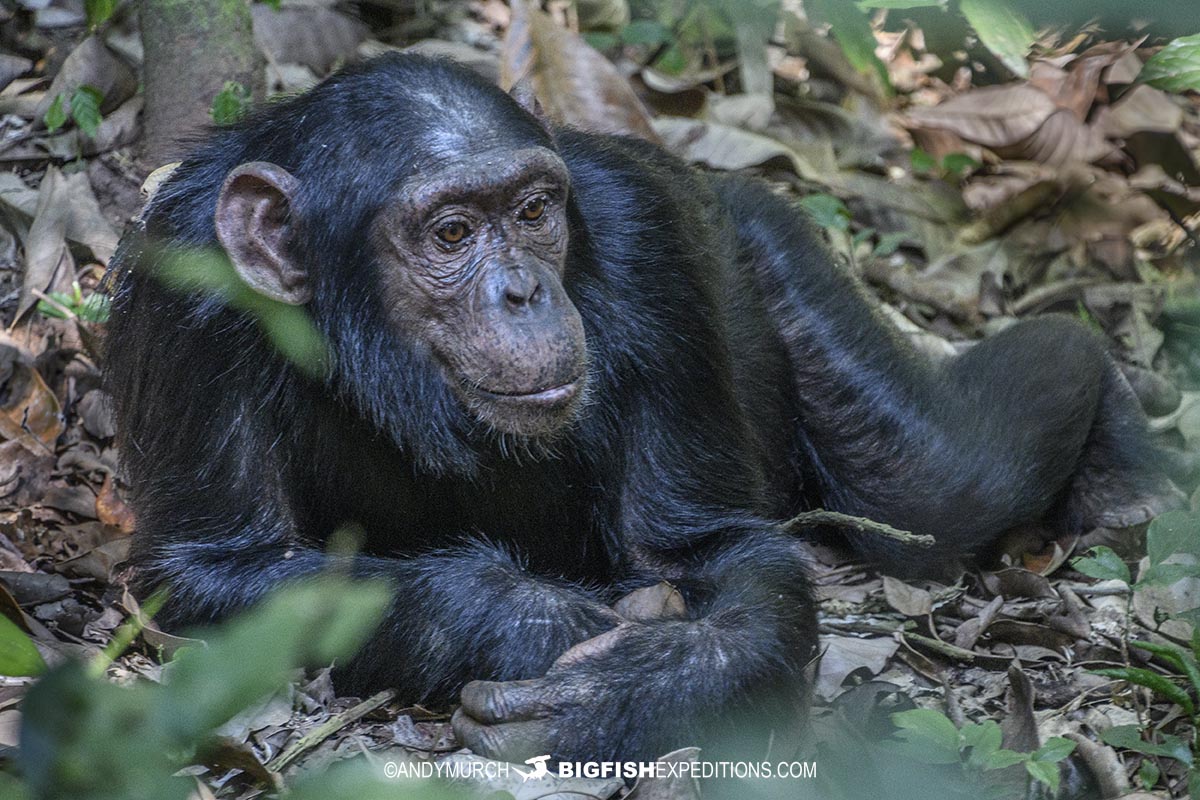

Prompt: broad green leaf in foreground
xmin=1140 ymin=34 xmax=1200 ymax=94
xmin=958 ymin=0 xmax=1035 ymax=78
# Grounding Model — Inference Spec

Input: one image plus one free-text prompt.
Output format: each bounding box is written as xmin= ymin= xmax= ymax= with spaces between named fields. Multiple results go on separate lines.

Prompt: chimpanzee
xmin=104 ymin=54 xmax=1178 ymax=764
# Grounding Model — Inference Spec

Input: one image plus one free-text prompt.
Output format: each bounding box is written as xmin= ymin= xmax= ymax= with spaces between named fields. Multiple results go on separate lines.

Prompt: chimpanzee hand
xmin=451 ymin=622 xmax=655 ymax=762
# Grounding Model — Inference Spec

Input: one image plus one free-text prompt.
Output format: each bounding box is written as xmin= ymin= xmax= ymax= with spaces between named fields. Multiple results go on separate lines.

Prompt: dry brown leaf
xmin=501 ymin=0 xmax=658 ymax=141
xmin=1032 ymin=41 xmax=1136 ymax=121
xmin=95 ymin=475 xmax=135 ymax=535
xmin=32 ymin=36 xmax=137 ymax=125
xmin=252 ymin=5 xmax=368 ymax=73
xmin=815 ymin=634 xmax=899 ymax=700
xmin=1 ymin=168 xmax=119 ymax=264
xmin=15 ymin=166 xmax=74 ymax=324
xmin=1106 ymin=84 xmax=1184 ymax=138
xmin=994 ymin=108 xmax=1115 ymax=166
xmin=905 ymin=85 xmax=1057 ymax=149
xmin=881 ymin=575 xmax=933 ymax=617
xmin=0 ymin=363 xmax=63 ymax=454
xmin=653 ymin=117 xmax=818 ymax=179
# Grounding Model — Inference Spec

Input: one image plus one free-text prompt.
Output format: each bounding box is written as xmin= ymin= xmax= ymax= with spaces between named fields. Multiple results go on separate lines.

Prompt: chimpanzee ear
xmin=214 ymin=162 xmax=312 ymax=305
xmin=508 ymin=78 xmax=551 ymax=130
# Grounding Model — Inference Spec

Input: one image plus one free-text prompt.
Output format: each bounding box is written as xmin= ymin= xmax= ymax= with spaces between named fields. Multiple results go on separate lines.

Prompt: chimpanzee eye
xmin=521 ymin=197 xmax=547 ymax=222
xmin=436 ymin=221 xmax=470 ymax=244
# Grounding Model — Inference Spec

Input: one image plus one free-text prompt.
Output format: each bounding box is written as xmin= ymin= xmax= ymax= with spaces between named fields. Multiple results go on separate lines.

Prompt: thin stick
xmin=266 ymin=688 xmax=395 ymax=772
xmin=783 ymin=509 xmax=935 ymax=547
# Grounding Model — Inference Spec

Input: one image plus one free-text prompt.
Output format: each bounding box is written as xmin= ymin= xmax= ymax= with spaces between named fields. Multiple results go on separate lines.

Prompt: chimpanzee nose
xmin=500 ymin=267 xmax=544 ymax=313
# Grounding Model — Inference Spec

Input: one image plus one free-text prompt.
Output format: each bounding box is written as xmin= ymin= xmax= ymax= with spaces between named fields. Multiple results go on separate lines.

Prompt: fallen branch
xmin=266 ymin=688 xmax=395 ymax=772
xmin=783 ymin=509 xmax=935 ymax=547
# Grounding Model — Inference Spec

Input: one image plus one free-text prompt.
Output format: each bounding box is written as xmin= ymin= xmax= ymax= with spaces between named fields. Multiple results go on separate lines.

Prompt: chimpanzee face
xmin=370 ymin=146 xmax=588 ymax=438
xmin=212 ymin=147 xmax=589 ymax=440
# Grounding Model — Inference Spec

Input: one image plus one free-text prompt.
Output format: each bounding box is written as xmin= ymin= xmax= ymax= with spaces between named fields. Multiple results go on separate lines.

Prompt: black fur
xmin=104 ymin=54 xmax=1172 ymax=762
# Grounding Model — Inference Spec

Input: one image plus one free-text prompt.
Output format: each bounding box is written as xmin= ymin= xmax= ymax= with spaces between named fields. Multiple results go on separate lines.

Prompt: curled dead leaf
xmin=501 ymin=0 xmax=658 ymax=141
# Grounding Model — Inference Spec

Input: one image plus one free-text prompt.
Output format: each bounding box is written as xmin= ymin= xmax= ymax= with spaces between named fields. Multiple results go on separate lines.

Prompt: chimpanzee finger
xmin=459 ymin=678 xmax=550 ymax=724
xmin=451 ymin=708 xmax=552 ymax=762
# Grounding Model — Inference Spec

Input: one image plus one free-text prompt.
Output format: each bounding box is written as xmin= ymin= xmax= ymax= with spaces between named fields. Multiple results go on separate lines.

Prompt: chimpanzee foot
xmin=1074 ymin=471 xmax=1186 ymax=529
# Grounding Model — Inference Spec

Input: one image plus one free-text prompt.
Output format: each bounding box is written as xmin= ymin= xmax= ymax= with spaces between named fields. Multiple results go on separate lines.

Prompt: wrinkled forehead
xmin=399 ymin=146 xmax=568 ymax=208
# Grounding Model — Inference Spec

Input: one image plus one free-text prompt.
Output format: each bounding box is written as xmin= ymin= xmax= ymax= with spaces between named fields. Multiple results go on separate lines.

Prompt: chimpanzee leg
xmin=712 ymin=176 xmax=1179 ymax=571
xmin=133 ymin=523 xmax=619 ymax=702
xmin=944 ymin=316 xmax=1183 ymax=544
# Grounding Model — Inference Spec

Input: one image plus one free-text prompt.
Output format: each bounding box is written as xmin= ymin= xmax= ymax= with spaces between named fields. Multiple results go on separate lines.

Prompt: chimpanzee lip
xmin=475 ymin=379 xmax=581 ymax=405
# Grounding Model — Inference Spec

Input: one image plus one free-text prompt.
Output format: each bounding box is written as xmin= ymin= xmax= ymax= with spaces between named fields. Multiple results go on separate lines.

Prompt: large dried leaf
xmin=1031 ymin=41 xmax=1136 ymax=120
xmin=815 ymin=634 xmax=899 ymax=700
xmin=0 ymin=362 xmax=63 ymax=453
xmin=653 ymin=117 xmax=820 ymax=179
xmin=905 ymin=85 xmax=1056 ymax=149
xmin=252 ymin=5 xmax=368 ymax=73
xmin=0 ymin=167 xmax=118 ymax=265
xmin=32 ymin=36 xmax=136 ymax=125
xmin=501 ymin=0 xmax=658 ymax=141
xmin=0 ymin=55 xmax=31 ymax=93
xmin=15 ymin=167 xmax=75 ymax=324
xmin=994 ymin=108 xmax=1115 ymax=166
xmin=1105 ymin=84 xmax=1183 ymax=138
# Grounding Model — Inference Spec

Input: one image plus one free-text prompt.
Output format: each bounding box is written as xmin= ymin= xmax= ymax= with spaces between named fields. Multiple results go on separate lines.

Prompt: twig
xmin=901 ymin=631 xmax=976 ymax=662
xmin=266 ymin=688 xmax=395 ymax=772
xmin=783 ymin=509 xmax=935 ymax=547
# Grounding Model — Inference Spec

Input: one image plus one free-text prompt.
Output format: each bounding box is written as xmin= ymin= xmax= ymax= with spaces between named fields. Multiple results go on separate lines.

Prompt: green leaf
xmin=1101 ymin=725 xmax=1194 ymax=765
xmin=258 ymin=0 xmax=282 ymax=8
xmin=1139 ymin=562 xmax=1200 ymax=587
xmin=210 ymin=81 xmax=252 ymax=125
xmin=1071 ymin=546 xmax=1131 ymax=584
xmin=1092 ymin=667 xmax=1196 ymax=714
xmin=910 ymin=148 xmax=937 ymax=173
xmin=799 ymin=193 xmax=852 ymax=231
xmin=873 ymin=231 xmax=909 ymax=257
xmin=958 ymin=0 xmax=1034 ymax=78
xmin=962 ymin=720 xmax=1002 ymax=766
xmin=43 ymin=94 xmax=67 ymax=133
xmin=1129 ymin=639 xmax=1200 ymax=695
xmin=877 ymin=738 xmax=964 ymax=764
xmin=0 ymin=615 xmax=46 ymax=677
xmin=70 ymin=85 xmax=104 ymax=137
xmin=941 ymin=152 xmax=980 ymax=177
xmin=1189 ymin=768 xmax=1200 ymax=800
xmin=1138 ymin=758 xmax=1160 ymax=789
xmin=583 ymin=31 xmax=621 ymax=51
xmin=154 ymin=247 xmax=330 ymax=378
xmin=806 ymin=0 xmax=891 ymax=93
xmin=858 ymin=0 xmax=945 ymax=7
xmin=84 ymin=0 xmax=117 ymax=27
xmin=1140 ymin=34 xmax=1200 ymax=94
xmin=890 ymin=708 xmax=962 ymax=756
xmin=1147 ymin=511 xmax=1200 ymax=568
xmin=1032 ymin=737 xmax=1076 ymax=762
xmin=621 ymin=19 xmax=670 ymax=46
xmin=1025 ymin=759 xmax=1060 ymax=793
xmin=981 ymin=748 xmax=1029 ymax=770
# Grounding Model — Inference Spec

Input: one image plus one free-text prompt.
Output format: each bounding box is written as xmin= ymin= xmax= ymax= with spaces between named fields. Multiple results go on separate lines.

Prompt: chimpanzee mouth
xmin=474 ymin=379 xmax=582 ymax=406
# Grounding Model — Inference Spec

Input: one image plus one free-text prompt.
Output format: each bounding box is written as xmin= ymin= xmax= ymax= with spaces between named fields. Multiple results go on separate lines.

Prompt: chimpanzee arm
xmin=453 ymin=529 xmax=817 ymax=763
xmin=133 ymin=505 xmax=619 ymax=702
xmin=453 ymin=345 xmax=818 ymax=762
